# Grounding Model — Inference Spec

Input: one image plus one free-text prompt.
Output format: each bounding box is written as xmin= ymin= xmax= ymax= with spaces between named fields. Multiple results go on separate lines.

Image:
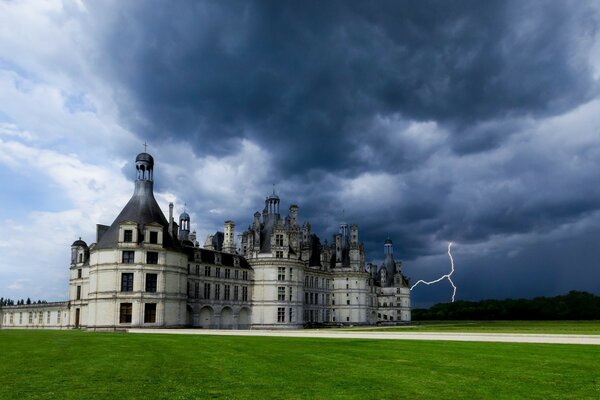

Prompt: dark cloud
xmin=94 ymin=0 xmax=598 ymax=175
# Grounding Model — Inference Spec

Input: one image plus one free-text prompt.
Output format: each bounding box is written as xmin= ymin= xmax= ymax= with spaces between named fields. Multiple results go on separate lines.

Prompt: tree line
xmin=0 ymin=298 xmax=48 ymax=307
xmin=412 ymin=291 xmax=600 ymax=320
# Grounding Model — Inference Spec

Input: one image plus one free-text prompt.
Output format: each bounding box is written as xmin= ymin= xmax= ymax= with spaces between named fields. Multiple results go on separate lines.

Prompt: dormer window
xmin=214 ymin=254 xmax=221 ymax=265
xmin=149 ymin=231 xmax=158 ymax=244
xmin=124 ymin=230 xmax=133 ymax=243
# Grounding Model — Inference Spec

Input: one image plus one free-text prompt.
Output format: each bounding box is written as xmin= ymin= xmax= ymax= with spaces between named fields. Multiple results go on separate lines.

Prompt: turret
xmin=289 ymin=205 xmax=298 ymax=226
xmin=179 ymin=211 xmax=190 ymax=242
xmin=223 ymin=220 xmax=236 ymax=254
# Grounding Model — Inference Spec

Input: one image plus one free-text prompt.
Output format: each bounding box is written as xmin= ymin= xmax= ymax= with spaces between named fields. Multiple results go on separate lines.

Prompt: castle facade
xmin=0 ymin=152 xmax=410 ymax=330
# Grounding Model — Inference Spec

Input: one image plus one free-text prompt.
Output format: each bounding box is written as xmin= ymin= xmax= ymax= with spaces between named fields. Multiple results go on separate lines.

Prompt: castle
xmin=0 ymin=152 xmax=411 ymax=330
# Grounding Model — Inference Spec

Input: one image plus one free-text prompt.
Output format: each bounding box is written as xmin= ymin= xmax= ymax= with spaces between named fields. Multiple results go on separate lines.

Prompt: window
xmin=215 ymin=284 xmax=221 ymax=300
xmin=305 ymin=292 xmax=309 ymax=304
xmin=39 ymin=312 xmax=43 ymax=323
xmin=215 ymin=267 xmax=220 ymax=278
xmin=196 ymin=265 xmax=200 ymax=276
xmin=146 ymin=273 xmax=157 ymax=292
xmin=275 ymin=250 xmax=283 ymax=258
xmin=278 ymin=267 xmax=285 ymax=281
xmin=149 ymin=231 xmax=158 ymax=244
xmin=275 ymin=234 xmax=284 ymax=246
xmin=243 ymin=271 xmax=248 ymax=281
xmin=277 ymin=307 xmax=285 ymax=323
xmin=194 ymin=282 xmax=200 ymax=299
xmin=234 ymin=270 xmax=239 ymax=280
xmin=289 ymin=307 xmax=293 ymax=323
xmin=78 ymin=253 xmax=83 ymax=263
xmin=120 ymin=303 xmax=132 ymax=323
xmin=215 ymin=254 xmax=221 ymax=265
xmin=289 ymin=268 xmax=293 ymax=281
xmin=242 ymin=286 xmax=248 ymax=301
xmin=233 ymin=257 xmax=240 ymax=267
xmin=204 ymin=266 xmax=211 ymax=277
xmin=144 ymin=303 xmax=156 ymax=323
xmin=76 ymin=285 xmax=81 ymax=300
xmin=146 ymin=251 xmax=158 ymax=264
xmin=225 ymin=268 xmax=231 ymax=279
xmin=346 ymin=300 xmax=350 ymax=305
xmin=315 ymin=294 xmax=318 ymax=305
xmin=121 ymin=273 xmax=134 ymax=292
xmin=56 ymin=312 xmax=59 ymax=324
xmin=122 ymin=251 xmax=135 ymax=264
xmin=124 ymin=229 xmax=133 ymax=242
xmin=234 ymin=286 xmax=239 ymax=300
xmin=204 ymin=283 xmax=211 ymax=299
xmin=77 ymin=269 xmax=82 ymax=279
xmin=310 ymin=277 xmax=313 ymax=288
xmin=224 ymin=285 xmax=231 ymax=300
xmin=278 ymin=287 xmax=285 ymax=301
xmin=289 ymin=287 xmax=293 ymax=302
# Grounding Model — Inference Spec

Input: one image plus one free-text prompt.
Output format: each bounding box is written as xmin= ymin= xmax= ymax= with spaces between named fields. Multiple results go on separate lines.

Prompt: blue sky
xmin=1 ymin=1 xmax=600 ymax=307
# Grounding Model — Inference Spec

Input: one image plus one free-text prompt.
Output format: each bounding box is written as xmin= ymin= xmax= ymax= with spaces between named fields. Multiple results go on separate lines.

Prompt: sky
xmin=1 ymin=0 xmax=600 ymax=307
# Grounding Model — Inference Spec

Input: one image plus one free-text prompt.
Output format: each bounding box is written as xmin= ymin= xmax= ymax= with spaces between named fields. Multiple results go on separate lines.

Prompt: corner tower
xmin=86 ymin=151 xmax=188 ymax=330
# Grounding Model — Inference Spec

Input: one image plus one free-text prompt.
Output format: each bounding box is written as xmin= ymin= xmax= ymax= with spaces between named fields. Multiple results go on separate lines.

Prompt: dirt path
xmin=128 ymin=328 xmax=600 ymax=345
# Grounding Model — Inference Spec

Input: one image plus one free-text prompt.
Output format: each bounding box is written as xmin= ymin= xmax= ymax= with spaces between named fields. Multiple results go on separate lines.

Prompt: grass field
xmin=345 ymin=320 xmax=600 ymax=335
xmin=0 ymin=330 xmax=598 ymax=399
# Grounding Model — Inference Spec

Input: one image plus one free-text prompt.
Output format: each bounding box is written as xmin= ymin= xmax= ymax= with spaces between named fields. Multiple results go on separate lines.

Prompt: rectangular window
xmin=289 ymin=287 xmax=293 ymax=302
xmin=315 ymin=294 xmax=318 ymax=305
xmin=120 ymin=303 xmax=132 ymax=323
xmin=122 ymin=251 xmax=135 ymax=264
xmin=146 ymin=273 xmax=158 ymax=292
xmin=205 ymin=266 xmax=211 ymax=277
xmin=305 ymin=292 xmax=309 ymax=304
xmin=224 ymin=285 xmax=231 ymax=300
xmin=278 ymin=267 xmax=285 ymax=281
xmin=215 ymin=267 xmax=221 ymax=278
xmin=77 ymin=269 xmax=82 ymax=279
xmin=346 ymin=300 xmax=350 ymax=305
xmin=146 ymin=251 xmax=158 ymax=264
xmin=289 ymin=307 xmax=293 ymax=323
xmin=225 ymin=268 xmax=231 ymax=279
xmin=76 ymin=285 xmax=81 ymax=300
xmin=194 ymin=282 xmax=200 ymax=299
xmin=275 ymin=250 xmax=283 ymax=259
xmin=234 ymin=286 xmax=239 ymax=300
xmin=149 ymin=231 xmax=158 ymax=244
xmin=124 ymin=229 xmax=133 ymax=242
xmin=144 ymin=303 xmax=156 ymax=323
xmin=56 ymin=312 xmax=59 ymax=324
xmin=196 ymin=265 xmax=200 ymax=276
xmin=275 ymin=234 xmax=284 ymax=247
xmin=242 ymin=286 xmax=248 ymax=301
xmin=121 ymin=273 xmax=134 ymax=292
xmin=278 ymin=286 xmax=285 ymax=301
xmin=277 ymin=307 xmax=285 ymax=323
xmin=204 ymin=283 xmax=211 ymax=299
xmin=243 ymin=271 xmax=248 ymax=281
xmin=289 ymin=268 xmax=293 ymax=281
xmin=215 ymin=284 xmax=221 ymax=300
xmin=234 ymin=270 xmax=239 ymax=280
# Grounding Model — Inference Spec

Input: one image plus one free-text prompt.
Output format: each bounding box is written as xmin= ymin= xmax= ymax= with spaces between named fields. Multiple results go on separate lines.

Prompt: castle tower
xmin=223 ymin=220 xmax=236 ymax=254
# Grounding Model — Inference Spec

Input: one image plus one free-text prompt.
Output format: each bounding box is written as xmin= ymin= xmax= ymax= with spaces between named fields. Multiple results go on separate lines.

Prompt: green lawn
xmin=344 ymin=320 xmax=600 ymax=335
xmin=0 ymin=330 xmax=598 ymax=399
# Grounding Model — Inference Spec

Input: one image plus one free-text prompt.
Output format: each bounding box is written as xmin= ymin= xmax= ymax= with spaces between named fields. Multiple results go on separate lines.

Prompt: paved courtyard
xmin=129 ymin=328 xmax=600 ymax=345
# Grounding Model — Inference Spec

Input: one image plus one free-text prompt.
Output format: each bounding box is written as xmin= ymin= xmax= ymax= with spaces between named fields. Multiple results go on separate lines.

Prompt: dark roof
xmin=186 ymin=246 xmax=251 ymax=269
xmin=95 ymin=180 xmax=179 ymax=250
xmin=384 ymin=238 xmax=393 ymax=245
xmin=136 ymin=152 xmax=154 ymax=164
xmin=72 ymin=238 xmax=88 ymax=248
xmin=180 ymin=211 xmax=190 ymax=220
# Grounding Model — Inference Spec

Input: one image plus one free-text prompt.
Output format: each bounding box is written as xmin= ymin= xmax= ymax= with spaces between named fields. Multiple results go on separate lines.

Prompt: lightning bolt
xmin=410 ymin=242 xmax=457 ymax=302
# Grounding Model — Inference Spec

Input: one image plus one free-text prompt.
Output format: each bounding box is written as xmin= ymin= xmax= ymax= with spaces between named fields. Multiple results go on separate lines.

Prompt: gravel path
xmin=128 ymin=328 xmax=600 ymax=345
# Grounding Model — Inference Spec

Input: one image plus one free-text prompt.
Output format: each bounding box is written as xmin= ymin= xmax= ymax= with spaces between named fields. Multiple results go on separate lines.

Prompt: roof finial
xmin=143 ymin=141 xmax=148 ymax=152
xmin=272 ymin=183 xmax=276 ymax=195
